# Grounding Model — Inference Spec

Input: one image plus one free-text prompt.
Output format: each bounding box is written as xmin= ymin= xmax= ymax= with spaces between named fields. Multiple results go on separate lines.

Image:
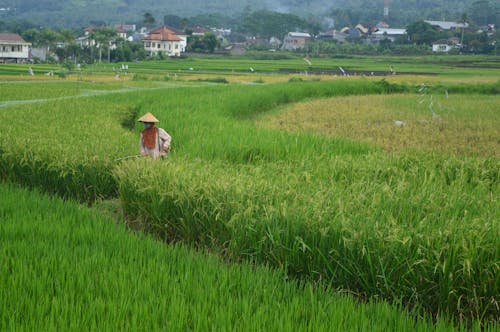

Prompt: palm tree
xmin=90 ymin=28 xmax=117 ymax=63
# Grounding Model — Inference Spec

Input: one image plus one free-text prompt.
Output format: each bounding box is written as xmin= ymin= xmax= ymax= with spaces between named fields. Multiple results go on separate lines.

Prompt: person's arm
xmin=158 ymin=128 xmax=171 ymax=153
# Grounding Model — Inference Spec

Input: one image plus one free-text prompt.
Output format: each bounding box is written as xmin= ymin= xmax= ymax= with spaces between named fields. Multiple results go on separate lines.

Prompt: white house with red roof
xmin=0 ymin=33 xmax=31 ymax=63
xmin=143 ymin=26 xmax=187 ymax=57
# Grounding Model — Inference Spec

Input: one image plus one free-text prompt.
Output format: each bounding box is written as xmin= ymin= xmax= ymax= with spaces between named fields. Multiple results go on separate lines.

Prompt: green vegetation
xmin=0 ymin=56 xmax=498 ymax=328
xmin=2 ymin=55 xmax=499 ymax=80
xmin=3 ymin=183 xmax=458 ymax=331
xmin=2 ymin=0 xmax=497 ymax=30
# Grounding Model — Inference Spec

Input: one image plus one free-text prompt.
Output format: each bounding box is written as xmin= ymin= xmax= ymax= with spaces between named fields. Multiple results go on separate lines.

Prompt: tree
xmin=143 ymin=12 xmax=156 ymax=29
xmin=187 ymin=32 xmax=220 ymax=53
xmin=468 ymin=0 xmax=494 ymax=26
xmin=238 ymin=10 xmax=313 ymax=39
xmin=39 ymin=28 xmax=59 ymax=51
xmin=202 ymin=32 xmax=219 ymax=52
xmin=58 ymin=29 xmax=75 ymax=43
xmin=21 ymin=28 xmax=40 ymax=45
xmin=90 ymin=27 xmax=117 ymax=62
xmin=163 ymin=15 xmax=183 ymax=29
xmin=406 ymin=21 xmax=439 ymax=45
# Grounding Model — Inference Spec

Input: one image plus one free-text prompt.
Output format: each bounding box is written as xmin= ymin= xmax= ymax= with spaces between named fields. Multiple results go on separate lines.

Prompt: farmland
xmin=0 ymin=55 xmax=499 ymax=329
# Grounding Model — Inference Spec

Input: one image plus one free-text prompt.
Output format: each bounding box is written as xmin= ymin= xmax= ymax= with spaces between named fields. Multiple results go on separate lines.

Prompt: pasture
xmin=0 ymin=55 xmax=499 ymax=329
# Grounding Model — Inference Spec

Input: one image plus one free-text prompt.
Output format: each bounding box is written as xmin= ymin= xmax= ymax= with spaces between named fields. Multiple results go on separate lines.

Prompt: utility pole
xmin=384 ymin=0 xmax=389 ymax=19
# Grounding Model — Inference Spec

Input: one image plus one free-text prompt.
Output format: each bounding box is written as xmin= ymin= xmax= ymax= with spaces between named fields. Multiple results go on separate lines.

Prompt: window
xmin=175 ymin=44 xmax=178 ymax=49
xmin=157 ymin=43 xmax=161 ymax=49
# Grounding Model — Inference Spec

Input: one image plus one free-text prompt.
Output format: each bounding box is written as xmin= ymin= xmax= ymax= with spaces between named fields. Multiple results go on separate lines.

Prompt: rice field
xmin=258 ymin=93 xmax=500 ymax=157
xmin=0 ymin=55 xmax=499 ymax=329
xmin=3 ymin=183 xmax=460 ymax=331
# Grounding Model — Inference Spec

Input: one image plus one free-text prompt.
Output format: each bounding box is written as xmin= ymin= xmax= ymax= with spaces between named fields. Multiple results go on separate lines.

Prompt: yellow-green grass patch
xmin=258 ymin=94 xmax=500 ymax=157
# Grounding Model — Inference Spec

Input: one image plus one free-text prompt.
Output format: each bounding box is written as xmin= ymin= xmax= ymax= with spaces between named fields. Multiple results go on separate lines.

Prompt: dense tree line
xmin=0 ymin=0 xmax=497 ymax=30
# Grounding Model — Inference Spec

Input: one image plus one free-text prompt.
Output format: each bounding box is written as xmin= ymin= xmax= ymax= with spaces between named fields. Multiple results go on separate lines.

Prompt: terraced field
xmin=0 ymin=56 xmax=498 ymax=330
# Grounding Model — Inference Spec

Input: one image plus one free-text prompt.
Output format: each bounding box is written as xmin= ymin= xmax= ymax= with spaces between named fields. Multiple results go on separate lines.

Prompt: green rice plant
xmin=1 ymin=183 xmax=463 ymax=331
xmin=114 ymin=153 xmax=499 ymax=324
xmin=0 ymin=98 xmax=137 ymax=201
xmin=0 ymin=78 xmax=498 ymax=326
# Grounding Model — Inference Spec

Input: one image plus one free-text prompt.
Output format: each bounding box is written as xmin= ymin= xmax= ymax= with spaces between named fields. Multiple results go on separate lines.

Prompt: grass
xmin=0 ymin=183 xmax=463 ymax=331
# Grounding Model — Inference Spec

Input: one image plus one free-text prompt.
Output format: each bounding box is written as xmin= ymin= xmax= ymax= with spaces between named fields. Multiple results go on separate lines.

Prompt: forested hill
xmin=0 ymin=0 xmax=497 ymax=29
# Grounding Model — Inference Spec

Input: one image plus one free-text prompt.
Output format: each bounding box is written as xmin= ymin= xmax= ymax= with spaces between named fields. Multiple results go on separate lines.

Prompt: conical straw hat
xmin=137 ymin=112 xmax=159 ymax=123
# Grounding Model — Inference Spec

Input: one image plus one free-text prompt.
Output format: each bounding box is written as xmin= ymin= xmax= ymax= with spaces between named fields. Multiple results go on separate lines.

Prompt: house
xmin=190 ymin=26 xmax=210 ymax=37
xmin=282 ymin=32 xmax=311 ymax=50
xmin=376 ymin=21 xmax=390 ymax=29
xmin=425 ymin=20 xmax=469 ymax=31
xmin=143 ymin=26 xmax=187 ymax=57
xmin=114 ymin=24 xmax=136 ymax=33
xmin=432 ymin=39 xmax=458 ymax=52
xmin=354 ymin=24 xmax=369 ymax=35
xmin=75 ymin=26 xmax=98 ymax=48
xmin=371 ymin=28 xmax=407 ymax=42
xmin=0 ymin=33 xmax=31 ymax=63
xmin=76 ymin=26 xmax=132 ymax=48
xmin=115 ymin=27 xmax=128 ymax=40
xmin=317 ymin=29 xmax=349 ymax=43
xmin=269 ymin=37 xmax=281 ymax=49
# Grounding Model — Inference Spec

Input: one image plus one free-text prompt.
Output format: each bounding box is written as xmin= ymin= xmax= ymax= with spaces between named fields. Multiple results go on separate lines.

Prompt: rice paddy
xmin=3 ymin=183 xmax=458 ymax=331
xmin=0 ymin=55 xmax=499 ymax=329
xmin=258 ymin=93 xmax=500 ymax=157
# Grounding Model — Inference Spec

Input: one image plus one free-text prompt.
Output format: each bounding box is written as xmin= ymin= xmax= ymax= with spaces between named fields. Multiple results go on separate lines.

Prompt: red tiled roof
xmin=151 ymin=26 xmax=185 ymax=35
xmin=143 ymin=26 xmax=183 ymax=41
xmin=0 ymin=33 xmax=27 ymax=43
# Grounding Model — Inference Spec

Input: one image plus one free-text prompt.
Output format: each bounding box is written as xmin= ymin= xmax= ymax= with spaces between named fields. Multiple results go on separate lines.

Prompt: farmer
xmin=138 ymin=112 xmax=171 ymax=159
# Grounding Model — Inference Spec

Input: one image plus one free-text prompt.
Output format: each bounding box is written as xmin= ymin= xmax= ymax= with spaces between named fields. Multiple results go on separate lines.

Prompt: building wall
xmin=0 ymin=43 xmax=30 ymax=62
xmin=282 ymin=37 xmax=308 ymax=50
xmin=432 ymin=44 xmax=453 ymax=52
xmin=144 ymin=40 xmax=182 ymax=56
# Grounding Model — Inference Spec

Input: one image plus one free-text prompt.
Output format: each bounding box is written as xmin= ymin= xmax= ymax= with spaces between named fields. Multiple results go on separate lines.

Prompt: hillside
xmin=0 ymin=0 xmax=497 ymax=30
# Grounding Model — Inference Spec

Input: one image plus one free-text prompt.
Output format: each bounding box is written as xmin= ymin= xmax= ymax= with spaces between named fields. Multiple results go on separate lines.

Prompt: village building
xmin=115 ymin=27 xmax=128 ymax=40
xmin=317 ymin=29 xmax=349 ymax=43
xmin=114 ymin=24 xmax=136 ymax=33
xmin=424 ymin=20 xmax=469 ymax=31
xmin=282 ymin=32 xmax=311 ymax=50
xmin=143 ymin=26 xmax=187 ymax=57
xmin=354 ymin=24 xmax=369 ymax=35
xmin=75 ymin=26 xmax=98 ymax=48
xmin=0 ymin=33 xmax=31 ymax=63
xmin=376 ymin=21 xmax=390 ymax=29
xmin=269 ymin=37 xmax=282 ymax=49
xmin=432 ymin=39 xmax=459 ymax=52
xmin=190 ymin=26 xmax=210 ymax=37
xmin=371 ymin=28 xmax=407 ymax=42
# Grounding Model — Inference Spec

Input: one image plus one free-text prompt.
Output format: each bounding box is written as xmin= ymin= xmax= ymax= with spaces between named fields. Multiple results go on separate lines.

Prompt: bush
xmin=288 ymin=77 xmax=303 ymax=82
